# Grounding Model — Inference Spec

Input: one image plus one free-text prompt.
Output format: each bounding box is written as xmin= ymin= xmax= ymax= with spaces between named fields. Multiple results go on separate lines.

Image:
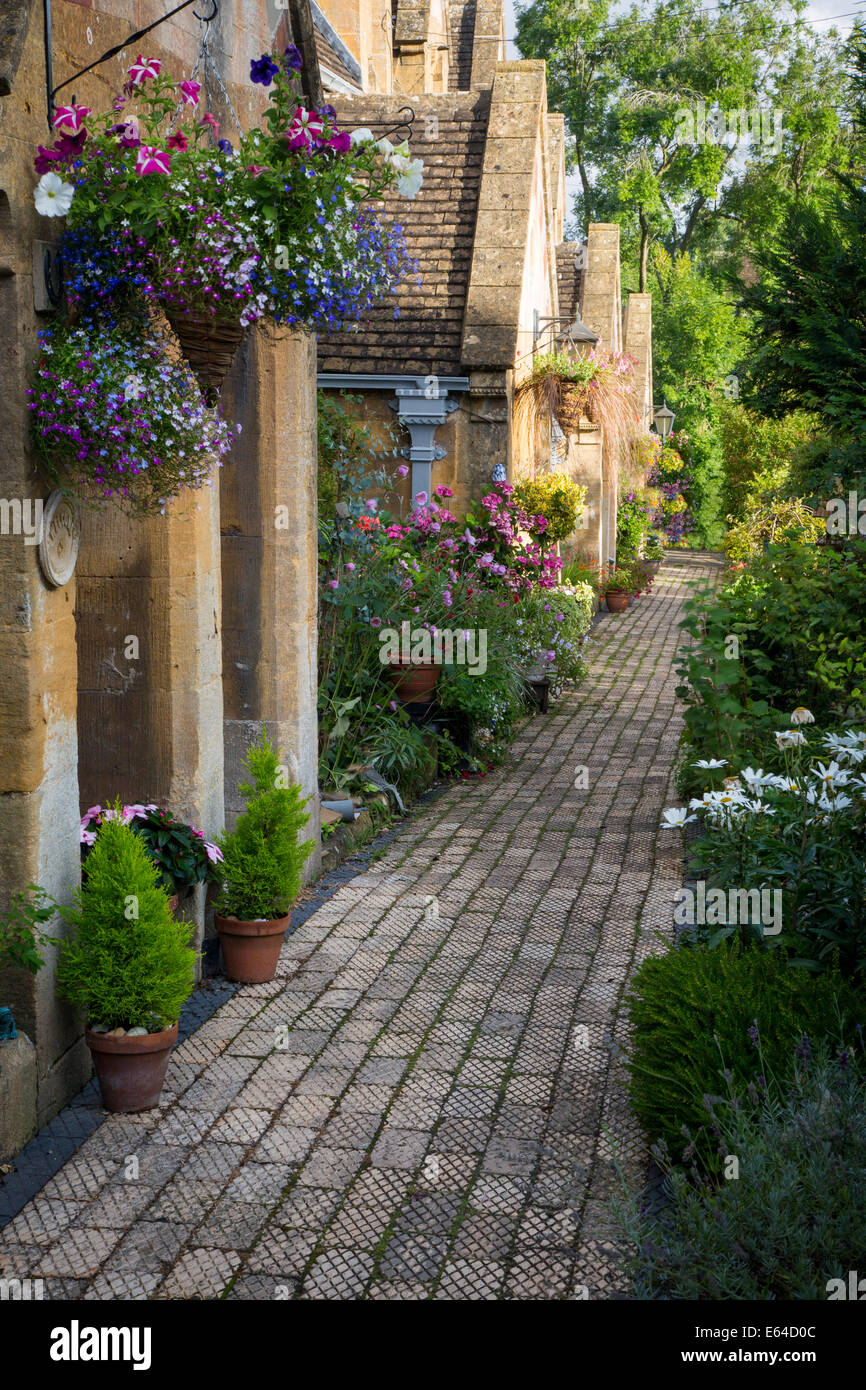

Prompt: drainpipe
xmin=316 ymin=373 xmax=470 ymax=503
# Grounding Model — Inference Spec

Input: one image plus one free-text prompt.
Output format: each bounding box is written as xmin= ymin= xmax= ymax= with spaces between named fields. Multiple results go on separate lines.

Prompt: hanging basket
xmin=167 ymin=312 xmax=245 ymax=401
xmin=554 ymin=384 xmax=589 ymax=435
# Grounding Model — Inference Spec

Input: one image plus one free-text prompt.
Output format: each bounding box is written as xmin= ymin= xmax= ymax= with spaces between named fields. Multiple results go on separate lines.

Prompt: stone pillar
xmin=76 ymin=479 xmax=225 ymax=962
xmin=581 ymin=223 xmax=622 ymax=352
xmin=624 ymin=291 xmax=653 ymax=433
xmin=565 ymin=422 xmax=604 ymax=570
xmin=220 ymin=325 xmax=322 ymax=877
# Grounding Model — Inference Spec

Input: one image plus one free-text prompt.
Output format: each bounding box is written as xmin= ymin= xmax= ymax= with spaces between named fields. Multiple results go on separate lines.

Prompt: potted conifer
xmin=56 ymin=810 xmax=197 ymax=1112
xmin=214 ymin=730 xmax=314 ymax=983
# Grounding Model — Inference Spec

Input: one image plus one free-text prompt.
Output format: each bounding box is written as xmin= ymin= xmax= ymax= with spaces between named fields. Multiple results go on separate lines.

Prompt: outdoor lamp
xmin=653 ymin=400 xmax=675 ymax=444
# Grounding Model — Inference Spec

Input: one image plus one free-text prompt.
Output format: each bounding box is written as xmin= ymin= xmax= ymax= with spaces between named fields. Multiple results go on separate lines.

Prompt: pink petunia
xmin=135 ymin=145 xmax=172 ymax=176
xmin=52 ymin=104 xmax=90 ymax=135
xmin=128 ymin=54 xmax=162 ymax=86
xmin=180 ymin=79 xmax=202 ymax=106
xmin=286 ymin=107 xmax=324 ymax=149
xmin=80 ymin=829 xmax=97 ymax=847
xmin=200 ymin=112 xmax=219 ymax=133
xmin=167 ymin=130 xmax=188 ymax=151
xmin=328 ymin=131 xmax=351 ymax=153
xmin=245 ymin=164 xmax=268 ymax=177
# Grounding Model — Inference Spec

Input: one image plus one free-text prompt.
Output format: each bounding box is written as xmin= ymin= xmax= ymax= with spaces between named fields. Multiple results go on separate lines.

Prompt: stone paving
xmin=0 ymin=552 xmax=722 ymax=1301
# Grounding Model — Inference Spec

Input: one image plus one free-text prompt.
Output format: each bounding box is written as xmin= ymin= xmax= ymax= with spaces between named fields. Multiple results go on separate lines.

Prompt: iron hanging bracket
xmin=43 ymin=0 xmax=219 ymax=130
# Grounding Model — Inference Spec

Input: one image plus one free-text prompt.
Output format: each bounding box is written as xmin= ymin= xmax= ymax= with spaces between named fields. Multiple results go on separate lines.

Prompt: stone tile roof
xmin=318 ymin=93 xmax=491 ymax=377
xmin=448 ymin=0 xmax=477 ymax=91
xmin=556 ymin=242 xmax=585 ymax=325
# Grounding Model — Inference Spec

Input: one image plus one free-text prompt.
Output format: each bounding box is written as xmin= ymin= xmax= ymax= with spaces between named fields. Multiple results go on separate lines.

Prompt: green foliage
xmin=437 ymin=652 xmax=526 ymax=761
xmin=513 ymin=472 xmax=587 ymax=544
xmin=625 ymin=938 xmax=861 ymax=1166
xmin=0 ymin=886 xmax=55 ymax=976
xmin=723 ymin=497 xmax=825 ymax=564
xmin=216 ymin=731 xmax=314 ymax=920
xmin=55 ymin=813 xmax=196 ymax=1030
xmin=367 ymin=714 xmax=437 ymax=794
xmin=740 ymin=174 xmax=866 ymax=441
xmin=617 ymin=1048 xmax=866 ymax=1299
xmin=718 ymin=403 xmax=817 ymax=520
xmin=675 ymin=541 xmax=866 ymax=780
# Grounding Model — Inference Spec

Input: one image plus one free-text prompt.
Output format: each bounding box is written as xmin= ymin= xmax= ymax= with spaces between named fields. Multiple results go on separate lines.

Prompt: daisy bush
xmin=35 ymin=48 xmax=419 ymax=330
xmin=662 ymin=709 xmax=866 ymax=976
xmin=28 ymin=316 xmax=233 ymax=514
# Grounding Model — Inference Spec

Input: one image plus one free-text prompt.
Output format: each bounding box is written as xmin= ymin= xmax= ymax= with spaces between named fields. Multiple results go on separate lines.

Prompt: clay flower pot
xmin=215 ymin=912 xmax=290 ymax=984
xmin=605 ymin=590 xmax=630 ymax=613
xmin=86 ymin=1023 xmax=178 ymax=1113
xmin=387 ymin=660 xmax=440 ymax=703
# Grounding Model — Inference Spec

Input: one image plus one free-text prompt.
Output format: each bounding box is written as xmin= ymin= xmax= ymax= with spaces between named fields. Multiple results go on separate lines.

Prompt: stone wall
xmin=0 ymin=0 xmax=320 ymax=1138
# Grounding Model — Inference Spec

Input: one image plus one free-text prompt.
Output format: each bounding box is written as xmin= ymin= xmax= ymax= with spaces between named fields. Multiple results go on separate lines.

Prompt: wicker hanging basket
xmin=167 ymin=312 xmax=245 ymax=401
xmin=554 ymin=384 xmax=588 ymax=435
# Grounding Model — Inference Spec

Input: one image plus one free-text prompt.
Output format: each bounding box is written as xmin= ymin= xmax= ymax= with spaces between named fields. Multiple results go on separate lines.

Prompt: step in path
xmin=0 ymin=552 xmax=723 ymax=1301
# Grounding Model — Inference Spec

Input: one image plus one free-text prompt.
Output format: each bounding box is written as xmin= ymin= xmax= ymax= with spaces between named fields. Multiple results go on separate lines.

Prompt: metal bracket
xmin=43 ymin=0 xmax=219 ymax=129
xmin=33 ymin=240 xmax=62 ymax=312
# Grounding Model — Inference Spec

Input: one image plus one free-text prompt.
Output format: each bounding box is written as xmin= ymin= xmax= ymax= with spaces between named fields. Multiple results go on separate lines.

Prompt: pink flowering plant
xmin=36 ymin=49 xmax=420 ymax=331
xmin=80 ymin=803 xmax=223 ymax=893
xmin=28 ymin=317 xmax=233 ymax=515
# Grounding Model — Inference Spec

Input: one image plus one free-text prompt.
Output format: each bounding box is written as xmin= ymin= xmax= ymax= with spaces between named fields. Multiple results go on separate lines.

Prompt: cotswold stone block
xmin=0 ymin=1032 xmax=36 ymax=1162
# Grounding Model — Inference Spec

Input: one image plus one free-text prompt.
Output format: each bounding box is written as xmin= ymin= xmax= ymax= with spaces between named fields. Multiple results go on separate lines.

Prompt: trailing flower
xmin=28 ymin=315 xmax=233 ymax=514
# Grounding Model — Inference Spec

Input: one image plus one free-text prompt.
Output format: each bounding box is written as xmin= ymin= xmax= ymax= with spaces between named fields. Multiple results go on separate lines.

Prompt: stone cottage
xmin=314 ymin=0 xmax=654 ymax=567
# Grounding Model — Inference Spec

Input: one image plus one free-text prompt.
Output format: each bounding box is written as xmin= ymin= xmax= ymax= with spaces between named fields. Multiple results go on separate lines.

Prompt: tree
xmin=516 ymin=0 xmax=857 ymax=290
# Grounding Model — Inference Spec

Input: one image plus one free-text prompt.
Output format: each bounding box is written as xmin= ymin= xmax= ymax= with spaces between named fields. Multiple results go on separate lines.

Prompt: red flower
xmin=167 ymin=131 xmax=189 ymax=151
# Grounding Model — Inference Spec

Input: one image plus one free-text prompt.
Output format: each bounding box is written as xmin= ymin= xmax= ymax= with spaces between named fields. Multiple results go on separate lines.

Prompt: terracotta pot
xmin=215 ymin=912 xmax=290 ymax=984
xmin=86 ymin=1023 xmax=177 ymax=1113
xmin=387 ymin=660 xmax=440 ymax=703
xmin=605 ymin=590 xmax=630 ymax=613
xmin=168 ymin=894 xmax=179 ymax=914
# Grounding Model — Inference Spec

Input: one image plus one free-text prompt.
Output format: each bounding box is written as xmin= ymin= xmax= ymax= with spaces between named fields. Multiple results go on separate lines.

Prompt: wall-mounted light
xmin=652 ymin=400 xmax=675 ymax=444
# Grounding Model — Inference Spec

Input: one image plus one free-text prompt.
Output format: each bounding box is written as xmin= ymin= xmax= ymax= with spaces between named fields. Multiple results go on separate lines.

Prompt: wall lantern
xmin=652 ymin=400 xmax=675 ymax=444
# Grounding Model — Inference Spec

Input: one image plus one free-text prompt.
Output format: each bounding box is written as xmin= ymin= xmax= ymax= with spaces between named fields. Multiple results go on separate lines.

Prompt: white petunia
xmin=349 ymin=127 xmax=376 ymax=146
xmin=34 ymin=171 xmax=74 ymax=217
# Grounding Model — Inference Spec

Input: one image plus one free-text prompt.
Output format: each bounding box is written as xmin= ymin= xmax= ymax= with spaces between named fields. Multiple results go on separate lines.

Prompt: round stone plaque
xmin=37 ymin=490 xmax=80 ymax=587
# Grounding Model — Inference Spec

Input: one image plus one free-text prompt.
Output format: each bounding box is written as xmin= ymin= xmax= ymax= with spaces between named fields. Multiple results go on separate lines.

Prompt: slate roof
xmin=315 ymin=29 xmax=363 ymax=92
xmin=317 ymin=92 xmax=491 ymax=376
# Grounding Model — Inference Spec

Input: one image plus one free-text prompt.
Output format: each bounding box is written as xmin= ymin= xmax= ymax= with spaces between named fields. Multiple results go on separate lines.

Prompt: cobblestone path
xmin=0 ymin=553 xmax=722 ymax=1301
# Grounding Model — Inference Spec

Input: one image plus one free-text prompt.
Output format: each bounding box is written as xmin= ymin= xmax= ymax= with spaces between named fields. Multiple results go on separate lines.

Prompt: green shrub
xmin=216 ymin=731 xmax=314 ymax=921
xmin=675 ymin=539 xmax=866 ymax=787
xmin=513 ymin=472 xmax=587 ymax=545
xmin=367 ymin=714 xmax=437 ymax=793
xmin=722 ymin=497 xmax=824 ymax=564
xmin=626 ymin=939 xmax=863 ymax=1165
xmin=616 ymin=1048 xmax=866 ymax=1299
xmin=56 ymin=814 xmax=196 ymax=1031
xmin=437 ymin=651 xmax=526 ymax=760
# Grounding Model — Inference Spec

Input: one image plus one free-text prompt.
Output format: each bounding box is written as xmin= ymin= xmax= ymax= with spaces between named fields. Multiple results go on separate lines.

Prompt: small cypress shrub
xmin=626 ymin=940 xmax=864 ymax=1165
xmin=215 ymin=730 xmax=314 ymax=920
xmin=56 ymin=811 xmax=197 ymax=1031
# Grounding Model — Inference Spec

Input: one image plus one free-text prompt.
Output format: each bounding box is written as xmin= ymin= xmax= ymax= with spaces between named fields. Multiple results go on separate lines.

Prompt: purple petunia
xmin=284 ymin=44 xmax=303 ymax=71
xmin=250 ymin=54 xmax=280 ymax=86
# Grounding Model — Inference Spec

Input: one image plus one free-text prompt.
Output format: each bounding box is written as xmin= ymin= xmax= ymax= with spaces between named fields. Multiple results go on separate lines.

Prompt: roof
xmin=315 ymin=28 xmax=363 ymax=92
xmin=317 ymin=93 xmax=491 ymax=377
xmin=448 ymin=0 xmax=477 ymax=91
